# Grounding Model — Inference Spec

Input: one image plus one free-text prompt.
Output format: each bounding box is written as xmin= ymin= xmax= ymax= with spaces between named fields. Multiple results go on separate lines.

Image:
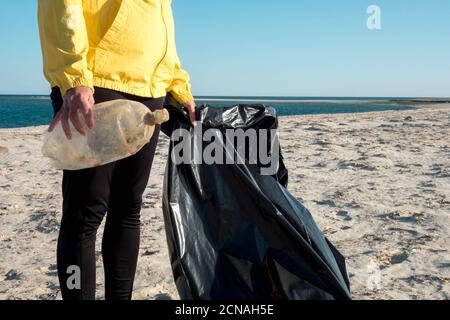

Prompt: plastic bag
xmin=42 ymin=99 xmax=169 ymax=170
xmin=161 ymin=95 xmax=351 ymax=300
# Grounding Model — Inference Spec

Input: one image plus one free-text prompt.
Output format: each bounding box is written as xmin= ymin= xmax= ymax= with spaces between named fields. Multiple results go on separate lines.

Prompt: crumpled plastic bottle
xmin=42 ymin=99 xmax=169 ymax=170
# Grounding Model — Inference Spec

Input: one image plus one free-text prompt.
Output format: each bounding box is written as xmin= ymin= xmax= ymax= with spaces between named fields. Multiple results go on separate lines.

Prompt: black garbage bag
xmin=161 ymin=96 xmax=351 ymax=300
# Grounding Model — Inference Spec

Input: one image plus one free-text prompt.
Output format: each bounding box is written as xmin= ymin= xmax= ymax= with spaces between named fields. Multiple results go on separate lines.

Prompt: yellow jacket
xmin=38 ymin=0 xmax=194 ymax=104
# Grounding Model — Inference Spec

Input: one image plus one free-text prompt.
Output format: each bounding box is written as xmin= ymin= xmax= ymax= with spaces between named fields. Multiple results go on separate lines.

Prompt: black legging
xmin=50 ymin=87 xmax=164 ymax=300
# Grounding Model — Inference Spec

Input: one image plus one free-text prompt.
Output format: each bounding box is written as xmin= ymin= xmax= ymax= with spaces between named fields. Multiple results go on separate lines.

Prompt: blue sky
xmin=0 ymin=0 xmax=449 ymax=97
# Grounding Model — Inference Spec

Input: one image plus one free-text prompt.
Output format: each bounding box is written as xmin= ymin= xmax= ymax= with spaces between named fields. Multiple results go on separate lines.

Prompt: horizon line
xmin=0 ymin=93 xmax=449 ymax=100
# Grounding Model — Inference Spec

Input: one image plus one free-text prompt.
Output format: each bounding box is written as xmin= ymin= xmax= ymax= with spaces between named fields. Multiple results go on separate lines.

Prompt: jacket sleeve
xmin=167 ymin=55 xmax=194 ymax=104
xmin=38 ymin=0 xmax=93 ymax=96
xmin=165 ymin=4 xmax=194 ymax=104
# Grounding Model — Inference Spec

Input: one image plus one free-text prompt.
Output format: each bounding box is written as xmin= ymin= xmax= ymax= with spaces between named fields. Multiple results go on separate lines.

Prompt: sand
xmin=0 ymin=104 xmax=449 ymax=300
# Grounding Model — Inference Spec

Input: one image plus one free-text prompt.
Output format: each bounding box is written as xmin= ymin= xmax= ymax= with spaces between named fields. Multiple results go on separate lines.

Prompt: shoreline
xmin=1 ymin=103 xmax=449 ymax=132
xmin=282 ymin=102 xmax=450 ymax=120
xmin=197 ymin=98 xmax=450 ymax=104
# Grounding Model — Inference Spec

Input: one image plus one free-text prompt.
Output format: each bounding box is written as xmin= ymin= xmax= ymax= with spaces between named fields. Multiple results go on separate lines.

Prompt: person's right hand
xmin=48 ymin=86 xmax=95 ymax=140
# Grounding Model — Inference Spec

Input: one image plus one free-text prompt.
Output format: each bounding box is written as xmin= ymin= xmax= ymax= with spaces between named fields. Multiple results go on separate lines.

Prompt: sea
xmin=0 ymin=94 xmax=435 ymax=129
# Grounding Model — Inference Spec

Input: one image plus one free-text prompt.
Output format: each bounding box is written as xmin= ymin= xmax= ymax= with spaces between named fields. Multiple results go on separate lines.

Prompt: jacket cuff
xmin=170 ymin=90 xmax=194 ymax=105
xmin=60 ymin=77 xmax=94 ymax=97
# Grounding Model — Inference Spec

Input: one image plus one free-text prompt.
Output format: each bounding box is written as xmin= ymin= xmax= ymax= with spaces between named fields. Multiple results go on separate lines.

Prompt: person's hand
xmin=48 ymin=86 xmax=95 ymax=140
xmin=184 ymin=100 xmax=197 ymax=125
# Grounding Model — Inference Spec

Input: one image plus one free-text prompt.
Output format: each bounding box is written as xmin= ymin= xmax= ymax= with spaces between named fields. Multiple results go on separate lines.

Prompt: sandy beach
xmin=0 ymin=104 xmax=449 ymax=300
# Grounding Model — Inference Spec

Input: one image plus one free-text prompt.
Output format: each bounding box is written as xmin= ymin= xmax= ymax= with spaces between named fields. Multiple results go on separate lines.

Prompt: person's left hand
xmin=184 ymin=100 xmax=196 ymax=125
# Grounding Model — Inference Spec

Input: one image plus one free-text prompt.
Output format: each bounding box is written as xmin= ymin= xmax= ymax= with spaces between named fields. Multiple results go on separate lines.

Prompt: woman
xmin=38 ymin=0 xmax=195 ymax=300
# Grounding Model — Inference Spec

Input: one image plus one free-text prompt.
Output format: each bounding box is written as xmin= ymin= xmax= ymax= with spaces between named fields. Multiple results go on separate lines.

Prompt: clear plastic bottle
xmin=42 ymin=99 xmax=169 ymax=170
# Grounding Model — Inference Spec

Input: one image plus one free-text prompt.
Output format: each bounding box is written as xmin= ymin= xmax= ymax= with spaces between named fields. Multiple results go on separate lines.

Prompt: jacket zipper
xmin=151 ymin=1 xmax=169 ymax=86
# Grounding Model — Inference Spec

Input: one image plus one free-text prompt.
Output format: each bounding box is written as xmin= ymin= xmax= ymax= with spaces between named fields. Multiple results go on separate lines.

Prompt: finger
xmin=80 ymin=96 xmax=95 ymax=129
xmin=61 ymin=107 xmax=72 ymax=140
xmin=69 ymin=105 xmax=86 ymax=135
xmin=85 ymin=108 xmax=95 ymax=128
xmin=48 ymin=111 xmax=62 ymax=132
xmin=189 ymin=108 xmax=196 ymax=125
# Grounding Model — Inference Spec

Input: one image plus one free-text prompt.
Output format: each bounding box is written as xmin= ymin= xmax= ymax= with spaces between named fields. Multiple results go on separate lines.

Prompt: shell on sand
xmin=0 ymin=146 xmax=9 ymax=154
